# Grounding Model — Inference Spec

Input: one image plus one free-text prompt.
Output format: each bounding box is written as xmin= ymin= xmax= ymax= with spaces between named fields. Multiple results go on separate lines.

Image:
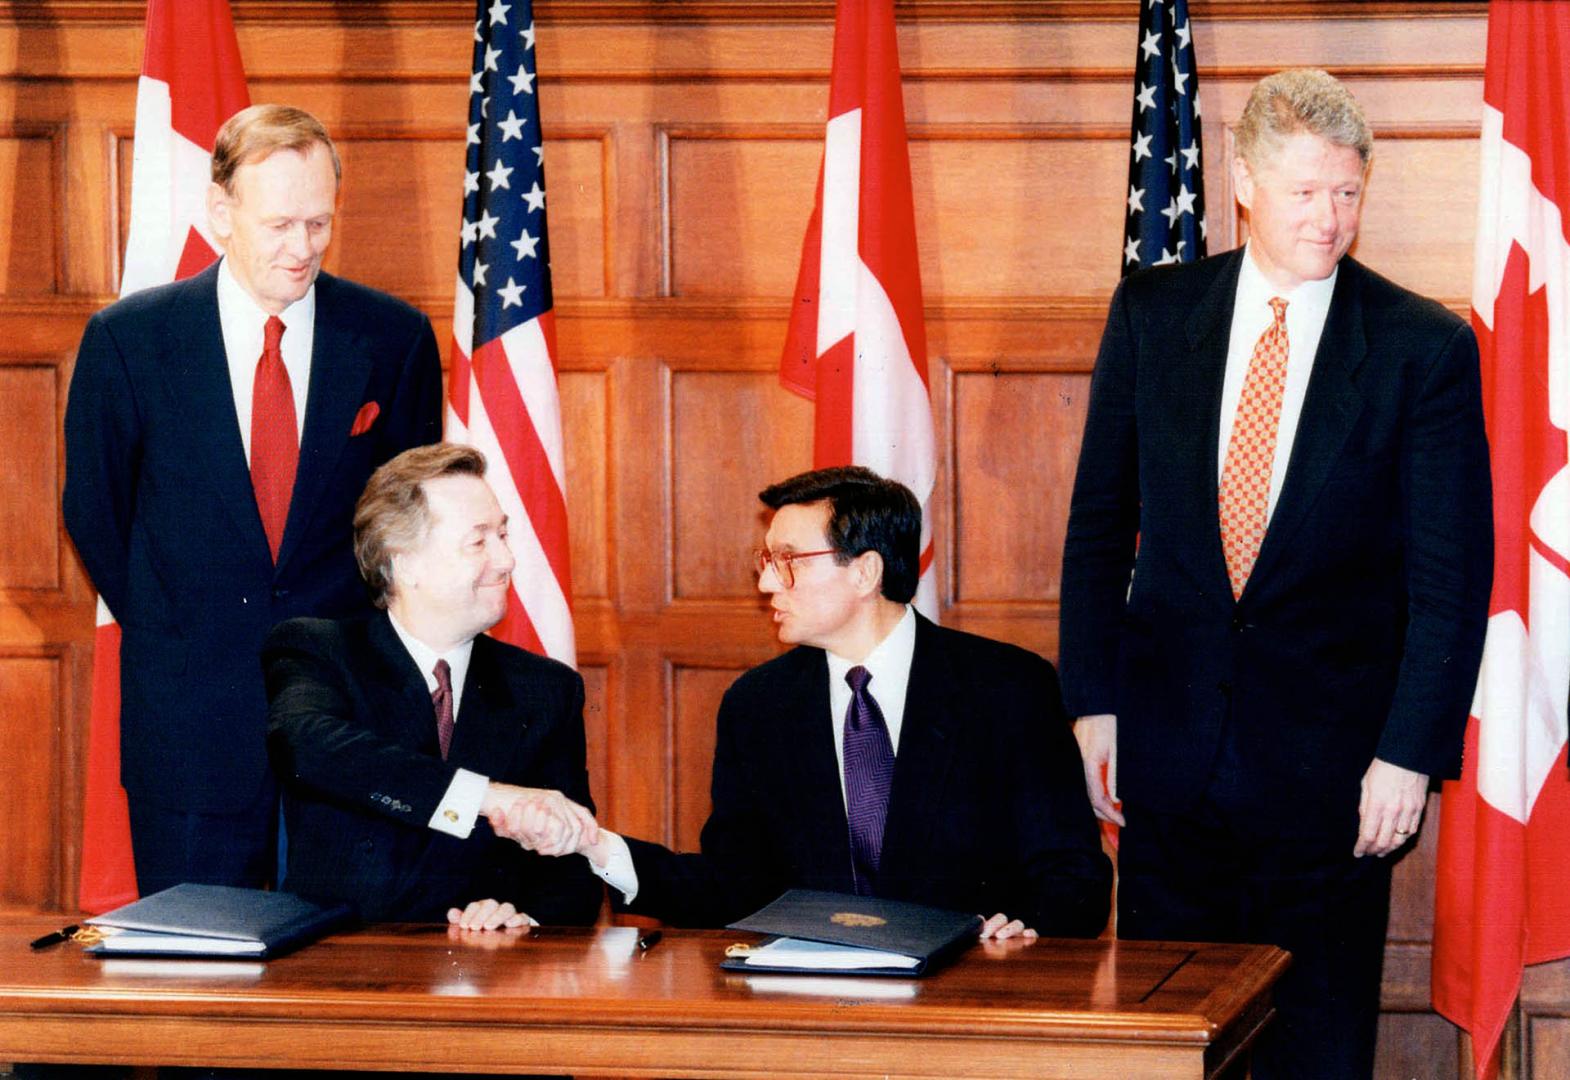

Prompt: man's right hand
xmin=480 ymin=783 xmax=598 ymax=856
xmin=1074 ymin=714 xmax=1124 ymax=826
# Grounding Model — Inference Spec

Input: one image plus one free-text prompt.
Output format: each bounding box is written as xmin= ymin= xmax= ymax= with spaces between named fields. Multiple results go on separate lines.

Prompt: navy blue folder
xmin=85 ymin=883 xmax=353 ymax=960
xmin=722 ymin=889 xmax=982 ymax=976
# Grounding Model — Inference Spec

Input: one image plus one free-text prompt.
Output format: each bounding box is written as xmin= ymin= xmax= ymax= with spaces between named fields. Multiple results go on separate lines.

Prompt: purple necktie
xmin=433 ymin=659 xmax=454 ymax=760
xmin=843 ymin=665 xmax=895 ymax=896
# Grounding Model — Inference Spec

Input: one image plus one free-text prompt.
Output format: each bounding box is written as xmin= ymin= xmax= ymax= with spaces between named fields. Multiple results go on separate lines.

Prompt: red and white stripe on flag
xmin=779 ymin=0 xmax=938 ymax=619
xmin=446 ymin=0 xmax=575 ymax=666
xmin=1433 ymin=2 xmax=1570 ymax=1076
xmin=79 ymin=0 xmax=249 ymax=914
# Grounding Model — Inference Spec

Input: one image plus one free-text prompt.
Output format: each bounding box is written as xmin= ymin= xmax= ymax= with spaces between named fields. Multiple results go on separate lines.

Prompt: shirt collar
xmin=1238 ymin=242 xmax=1338 ymax=316
xmin=386 ymin=609 xmax=475 ymax=694
xmin=824 ymin=605 xmax=917 ymax=690
xmin=216 ymin=255 xmax=316 ymax=338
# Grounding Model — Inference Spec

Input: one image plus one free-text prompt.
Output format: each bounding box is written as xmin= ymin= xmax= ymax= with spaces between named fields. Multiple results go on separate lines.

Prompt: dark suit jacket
xmin=620 ymin=615 xmax=1112 ymax=936
xmin=63 ymin=264 xmax=443 ymax=813
xmin=1059 ymin=250 xmax=1493 ymax=832
xmin=262 ymin=613 xmax=603 ymax=924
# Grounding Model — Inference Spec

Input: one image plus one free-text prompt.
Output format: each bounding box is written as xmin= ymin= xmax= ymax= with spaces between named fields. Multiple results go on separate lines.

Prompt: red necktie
xmin=250 ymin=315 xmax=297 ymax=562
xmin=1219 ymin=296 xmax=1290 ymax=599
xmin=433 ymin=659 xmax=455 ymax=760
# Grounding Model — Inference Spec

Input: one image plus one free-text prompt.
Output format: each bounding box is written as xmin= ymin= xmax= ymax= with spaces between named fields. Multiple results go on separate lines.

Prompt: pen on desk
xmin=637 ymin=931 xmax=663 ymax=953
xmin=30 ymin=924 xmax=79 ymax=951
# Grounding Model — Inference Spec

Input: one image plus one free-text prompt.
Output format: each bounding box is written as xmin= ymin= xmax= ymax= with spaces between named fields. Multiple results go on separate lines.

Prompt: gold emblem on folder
xmin=830 ymin=912 xmax=886 ymax=928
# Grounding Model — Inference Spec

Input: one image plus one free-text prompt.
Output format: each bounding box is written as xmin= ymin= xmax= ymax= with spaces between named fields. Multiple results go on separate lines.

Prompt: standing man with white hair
xmin=1060 ymin=69 xmax=1492 ymax=1077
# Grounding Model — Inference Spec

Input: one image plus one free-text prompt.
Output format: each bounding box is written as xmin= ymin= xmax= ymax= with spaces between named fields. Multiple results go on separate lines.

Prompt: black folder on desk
xmin=84 ymin=883 xmax=352 ymax=960
xmin=722 ymin=889 xmax=982 ymax=976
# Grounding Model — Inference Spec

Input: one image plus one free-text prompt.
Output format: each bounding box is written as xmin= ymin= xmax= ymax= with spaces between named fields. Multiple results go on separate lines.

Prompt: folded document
xmin=723 ymin=889 xmax=981 ymax=976
xmin=85 ymin=883 xmax=352 ymax=960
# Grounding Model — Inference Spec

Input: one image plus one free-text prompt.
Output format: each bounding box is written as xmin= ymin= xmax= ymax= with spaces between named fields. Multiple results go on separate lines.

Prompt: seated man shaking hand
xmin=264 ymin=444 xmax=602 ymax=929
xmin=564 ymin=467 xmax=1110 ymax=938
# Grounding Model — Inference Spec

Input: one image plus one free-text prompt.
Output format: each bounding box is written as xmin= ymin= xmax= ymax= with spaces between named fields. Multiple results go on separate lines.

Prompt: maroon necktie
xmin=250 ymin=315 xmax=297 ymax=562
xmin=433 ymin=659 xmax=454 ymax=760
xmin=843 ymin=666 xmax=895 ymax=896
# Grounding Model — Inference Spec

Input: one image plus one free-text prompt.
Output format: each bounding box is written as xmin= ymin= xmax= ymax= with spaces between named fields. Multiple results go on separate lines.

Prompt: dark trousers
xmin=1118 ymin=798 xmax=1392 ymax=1080
xmin=127 ymin=776 xmax=279 ymax=895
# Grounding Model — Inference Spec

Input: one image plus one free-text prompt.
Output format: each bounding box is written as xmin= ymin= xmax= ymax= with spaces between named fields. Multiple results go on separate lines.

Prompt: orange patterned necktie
xmin=1219 ymin=296 xmax=1289 ymax=599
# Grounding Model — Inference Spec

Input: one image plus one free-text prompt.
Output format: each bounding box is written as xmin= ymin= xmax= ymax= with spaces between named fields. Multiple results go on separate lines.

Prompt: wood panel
xmin=671 ymin=665 xmax=738 ymax=851
xmin=0 ymin=363 xmax=59 ymax=590
xmin=0 ymin=656 xmax=60 ymax=907
xmin=0 ymin=131 xmax=59 ymax=296
xmin=669 ymin=370 xmax=811 ymax=599
xmin=0 ymin=3 xmax=1547 ymax=1075
xmin=951 ymin=371 xmax=1090 ymax=604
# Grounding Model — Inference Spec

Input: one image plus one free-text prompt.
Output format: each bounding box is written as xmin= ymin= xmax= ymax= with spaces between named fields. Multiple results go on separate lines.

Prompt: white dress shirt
xmin=386 ymin=611 xmax=488 ymax=839
xmin=216 ymin=256 xmax=315 ymax=462
xmin=1216 ymin=244 xmax=1338 ymax=522
xmin=589 ymin=605 xmax=920 ymax=903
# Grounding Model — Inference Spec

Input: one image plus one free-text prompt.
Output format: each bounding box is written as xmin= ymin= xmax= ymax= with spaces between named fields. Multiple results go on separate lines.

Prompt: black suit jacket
xmin=263 ymin=613 xmax=603 ymax=924
xmin=1059 ymin=250 xmax=1493 ymax=831
xmin=621 ymin=615 xmax=1112 ymax=936
xmin=63 ymin=264 xmax=443 ymax=812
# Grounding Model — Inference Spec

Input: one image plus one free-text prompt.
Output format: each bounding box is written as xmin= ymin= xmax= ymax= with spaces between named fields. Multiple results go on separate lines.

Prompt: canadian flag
xmin=1432 ymin=2 xmax=1570 ymax=1076
xmin=779 ymin=0 xmax=937 ymax=617
xmin=78 ymin=0 xmax=248 ymax=914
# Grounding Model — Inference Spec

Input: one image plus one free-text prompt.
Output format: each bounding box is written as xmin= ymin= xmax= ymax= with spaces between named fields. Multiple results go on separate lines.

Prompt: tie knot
xmin=264 ymin=315 xmax=286 ymax=353
xmin=845 ymin=665 xmax=871 ymax=694
xmin=1267 ymin=296 xmax=1289 ymax=323
xmin=433 ymin=658 xmax=452 ymax=693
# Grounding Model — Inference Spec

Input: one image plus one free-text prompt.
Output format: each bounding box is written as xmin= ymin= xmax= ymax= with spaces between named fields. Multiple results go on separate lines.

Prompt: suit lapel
xmin=1168 ymin=250 xmax=1244 ymax=599
xmin=448 ymin=635 xmax=528 ymax=775
xmin=278 ymin=273 xmax=373 ymax=574
xmin=1246 ymin=261 xmax=1368 ymax=592
xmin=879 ymin=616 xmax=960 ymax=878
xmin=161 ymin=265 xmax=274 ymax=568
xmin=787 ymin=650 xmax=856 ymax=885
xmin=367 ymin=612 xmax=442 ymax=752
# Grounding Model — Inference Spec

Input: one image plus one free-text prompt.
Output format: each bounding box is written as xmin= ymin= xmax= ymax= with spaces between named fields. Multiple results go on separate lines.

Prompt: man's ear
xmin=853 ymin=550 xmax=885 ymax=600
xmin=206 ymin=181 xmax=233 ymax=245
xmin=1232 ymin=155 xmax=1256 ymax=213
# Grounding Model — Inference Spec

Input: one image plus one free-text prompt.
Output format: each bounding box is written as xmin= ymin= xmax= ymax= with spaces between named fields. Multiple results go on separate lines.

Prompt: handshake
xmin=480 ymin=782 xmax=605 ymax=860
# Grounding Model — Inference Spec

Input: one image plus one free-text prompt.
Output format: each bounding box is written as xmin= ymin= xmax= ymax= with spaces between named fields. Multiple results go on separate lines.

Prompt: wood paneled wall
xmin=2 ymin=1 xmax=1557 ymax=1076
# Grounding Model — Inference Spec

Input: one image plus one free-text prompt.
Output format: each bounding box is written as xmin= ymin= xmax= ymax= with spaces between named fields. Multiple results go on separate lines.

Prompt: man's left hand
xmin=978 ymin=913 xmax=1037 ymax=941
xmin=446 ymin=898 xmax=533 ymax=931
xmin=1354 ymin=758 xmax=1429 ymax=858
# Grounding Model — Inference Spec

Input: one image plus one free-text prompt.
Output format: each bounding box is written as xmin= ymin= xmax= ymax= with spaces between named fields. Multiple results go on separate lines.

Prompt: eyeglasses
xmin=752 ymin=547 xmax=838 ymax=589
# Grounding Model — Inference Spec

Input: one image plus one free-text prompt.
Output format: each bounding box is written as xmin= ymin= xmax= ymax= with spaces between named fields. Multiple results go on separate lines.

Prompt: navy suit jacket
xmin=263 ymin=614 xmax=603 ymax=924
xmin=621 ymin=615 xmax=1112 ymax=937
xmin=1059 ymin=250 xmax=1493 ymax=832
xmin=63 ymin=264 xmax=443 ymax=812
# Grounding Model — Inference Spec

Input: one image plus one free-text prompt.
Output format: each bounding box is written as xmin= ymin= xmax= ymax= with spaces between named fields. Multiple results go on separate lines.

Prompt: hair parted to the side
xmin=211 ymin=104 xmax=342 ymax=195
xmin=1235 ymin=68 xmax=1373 ymax=170
xmin=759 ymin=466 xmax=922 ymax=604
xmin=354 ymin=443 xmax=488 ymax=609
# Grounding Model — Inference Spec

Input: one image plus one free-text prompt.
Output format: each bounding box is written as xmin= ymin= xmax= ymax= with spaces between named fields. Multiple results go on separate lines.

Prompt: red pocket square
xmin=349 ymin=401 xmax=380 ymax=437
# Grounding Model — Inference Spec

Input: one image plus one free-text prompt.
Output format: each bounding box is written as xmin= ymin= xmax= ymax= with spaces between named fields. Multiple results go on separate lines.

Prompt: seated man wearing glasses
xmin=557 ymin=466 xmax=1112 ymax=937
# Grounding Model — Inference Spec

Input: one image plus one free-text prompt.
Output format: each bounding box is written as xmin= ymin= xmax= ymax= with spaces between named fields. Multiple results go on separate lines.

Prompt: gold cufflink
xmin=445 ymin=809 xmax=459 ymax=822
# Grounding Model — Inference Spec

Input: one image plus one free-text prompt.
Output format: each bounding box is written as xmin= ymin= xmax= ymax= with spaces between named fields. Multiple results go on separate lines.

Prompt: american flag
xmin=1122 ymin=0 xmax=1206 ymax=274
xmin=446 ymin=0 xmax=575 ymax=665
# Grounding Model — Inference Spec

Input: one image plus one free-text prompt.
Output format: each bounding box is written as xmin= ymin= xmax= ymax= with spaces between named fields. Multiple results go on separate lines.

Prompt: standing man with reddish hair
xmin=64 ymin=104 xmax=443 ymax=895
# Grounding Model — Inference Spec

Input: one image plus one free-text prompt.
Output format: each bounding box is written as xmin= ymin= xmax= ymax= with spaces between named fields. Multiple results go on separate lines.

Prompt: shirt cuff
xmin=428 ymin=768 xmax=488 ymax=837
xmin=586 ymin=830 xmax=639 ymax=904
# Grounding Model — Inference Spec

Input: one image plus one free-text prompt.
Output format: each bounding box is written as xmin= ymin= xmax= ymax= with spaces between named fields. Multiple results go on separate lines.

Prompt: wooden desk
xmin=0 ymin=917 xmax=1287 ymax=1079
